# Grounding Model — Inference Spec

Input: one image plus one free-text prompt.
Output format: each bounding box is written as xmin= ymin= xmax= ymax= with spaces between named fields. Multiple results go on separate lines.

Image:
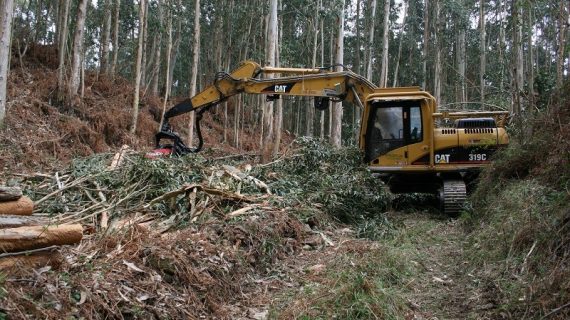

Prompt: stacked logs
xmin=0 ymin=186 xmax=83 ymax=270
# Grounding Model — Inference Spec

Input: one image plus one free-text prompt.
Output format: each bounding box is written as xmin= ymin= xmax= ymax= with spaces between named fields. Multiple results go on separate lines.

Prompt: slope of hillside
xmin=0 ymin=45 xmax=273 ymax=173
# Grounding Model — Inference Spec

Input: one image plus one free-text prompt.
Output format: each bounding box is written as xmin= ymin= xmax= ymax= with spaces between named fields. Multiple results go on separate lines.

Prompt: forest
xmin=0 ymin=0 xmax=569 ymax=319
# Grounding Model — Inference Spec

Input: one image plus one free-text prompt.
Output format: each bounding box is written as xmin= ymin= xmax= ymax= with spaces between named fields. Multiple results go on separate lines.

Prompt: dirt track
xmin=263 ymin=213 xmax=497 ymax=319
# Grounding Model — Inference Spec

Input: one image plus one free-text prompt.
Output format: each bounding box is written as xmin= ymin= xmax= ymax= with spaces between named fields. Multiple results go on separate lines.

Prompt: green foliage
xmin=256 ymin=137 xmax=392 ymax=239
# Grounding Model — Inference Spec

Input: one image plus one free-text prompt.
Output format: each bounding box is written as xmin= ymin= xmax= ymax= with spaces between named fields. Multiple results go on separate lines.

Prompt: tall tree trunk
xmin=392 ymin=0 xmax=408 ymax=87
xmin=422 ymin=0 xmax=429 ymax=89
xmin=330 ymin=0 xmax=345 ymax=148
xmin=67 ymin=0 xmax=88 ymax=99
xmin=130 ymin=0 xmax=146 ymax=133
xmin=140 ymin=0 xmax=149 ymax=92
xmin=556 ymin=0 xmax=568 ymax=88
xmin=159 ymin=4 xmax=173 ymax=130
xmin=319 ymin=16 xmax=325 ymax=139
xmin=167 ymin=2 xmax=182 ymax=97
xmin=110 ymin=0 xmax=121 ymax=76
xmin=457 ymin=27 xmax=466 ymax=103
xmin=354 ymin=0 xmax=362 ymax=141
xmin=150 ymin=3 xmax=163 ymax=97
xmin=527 ymin=7 xmax=535 ymax=109
xmin=0 ymin=0 xmax=14 ymax=127
xmin=261 ymin=0 xmax=278 ymax=161
xmin=188 ymin=0 xmax=200 ymax=146
xmin=100 ymin=0 xmax=112 ymax=74
xmin=366 ymin=0 xmax=377 ymax=81
xmin=379 ymin=0 xmax=390 ymax=87
xmin=498 ymin=0 xmax=506 ymax=93
xmin=273 ymin=0 xmax=283 ymax=157
xmin=511 ymin=0 xmax=523 ymax=115
xmin=433 ymin=0 xmax=441 ymax=103
xmin=56 ymin=0 xmax=70 ymax=98
xmin=479 ymin=0 xmax=486 ymax=105
xmin=306 ymin=0 xmax=320 ymax=137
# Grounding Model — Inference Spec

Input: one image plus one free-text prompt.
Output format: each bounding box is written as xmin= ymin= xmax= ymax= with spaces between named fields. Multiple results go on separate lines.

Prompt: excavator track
xmin=440 ymin=179 xmax=467 ymax=216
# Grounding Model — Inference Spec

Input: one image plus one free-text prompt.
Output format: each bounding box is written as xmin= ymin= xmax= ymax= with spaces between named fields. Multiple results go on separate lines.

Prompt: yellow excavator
xmin=154 ymin=61 xmax=509 ymax=215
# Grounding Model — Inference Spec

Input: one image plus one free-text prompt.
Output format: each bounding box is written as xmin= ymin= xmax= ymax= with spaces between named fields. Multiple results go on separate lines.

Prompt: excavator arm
xmin=156 ymin=61 xmax=377 ymax=154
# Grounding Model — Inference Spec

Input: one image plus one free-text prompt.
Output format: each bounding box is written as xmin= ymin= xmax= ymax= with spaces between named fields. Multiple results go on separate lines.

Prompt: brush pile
xmin=0 ymin=138 xmax=391 ymax=318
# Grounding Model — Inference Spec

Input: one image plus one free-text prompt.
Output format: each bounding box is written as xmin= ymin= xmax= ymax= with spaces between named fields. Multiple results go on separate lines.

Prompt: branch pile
xmin=0 ymin=138 xmax=392 ymax=318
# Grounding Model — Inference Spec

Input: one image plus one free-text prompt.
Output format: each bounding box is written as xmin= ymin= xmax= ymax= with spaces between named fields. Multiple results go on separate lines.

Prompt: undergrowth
xmin=464 ymin=83 xmax=570 ymax=319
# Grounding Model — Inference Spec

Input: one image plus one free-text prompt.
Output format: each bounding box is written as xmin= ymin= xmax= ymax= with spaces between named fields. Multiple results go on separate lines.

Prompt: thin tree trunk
xmin=150 ymin=4 xmax=163 ymax=96
xmin=67 ymin=0 xmax=88 ymax=99
xmin=306 ymin=0 xmax=320 ymax=138
xmin=379 ymin=0 xmax=390 ymax=87
xmin=101 ymin=0 xmax=112 ymax=74
xmin=57 ymin=0 xmax=70 ymax=99
xmin=366 ymin=0 xmax=377 ymax=81
xmin=328 ymin=30 xmax=333 ymax=138
xmin=511 ymin=0 xmax=523 ymax=115
xmin=110 ymin=0 xmax=121 ymax=77
xmin=0 ymin=0 xmax=14 ymax=127
xmin=188 ymin=0 xmax=200 ymax=146
xmin=457 ymin=28 xmax=466 ymax=103
xmin=433 ymin=0 xmax=441 ymax=103
xmin=159 ymin=4 xmax=173 ymax=130
xmin=131 ymin=0 xmax=146 ymax=133
xmin=479 ymin=0 xmax=486 ymax=105
xmin=422 ymin=0 xmax=429 ymax=89
xmin=330 ymin=0 xmax=345 ymax=148
xmin=354 ymin=0 xmax=362 ymax=142
xmin=319 ymin=16 xmax=325 ymax=139
xmin=167 ymin=3 xmax=182 ymax=96
xmin=262 ymin=0 xmax=278 ymax=161
xmin=498 ymin=0 xmax=505 ymax=94
xmin=273 ymin=0 xmax=283 ymax=157
xmin=392 ymin=0 xmax=408 ymax=87
xmin=140 ymin=0 xmax=149 ymax=91
xmin=528 ymin=8 xmax=535 ymax=109
xmin=556 ymin=0 xmax=568 ymax=88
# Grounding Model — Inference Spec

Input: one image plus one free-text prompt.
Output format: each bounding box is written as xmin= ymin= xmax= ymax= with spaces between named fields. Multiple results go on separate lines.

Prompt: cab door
xmin=365 ymin=102 xmax=408 ymax=167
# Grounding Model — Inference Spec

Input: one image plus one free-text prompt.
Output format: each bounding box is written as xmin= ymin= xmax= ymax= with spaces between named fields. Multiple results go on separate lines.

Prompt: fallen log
xmin=0 ymin=187 xmax=23 ymax=202
xmin=0 ymin=224 xmax=83 ymax=253
xmin=0 ymin=215 xmax=49 ymax=229
xmin=0 ymin=196 xmax=34 ymax=216
xmin=0 ymin=251 xmax=62 ymax=271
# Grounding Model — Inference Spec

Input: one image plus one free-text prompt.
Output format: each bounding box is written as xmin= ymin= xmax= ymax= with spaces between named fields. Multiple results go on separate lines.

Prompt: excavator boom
xmin=157 ymin=61 xmax=378 ymax=154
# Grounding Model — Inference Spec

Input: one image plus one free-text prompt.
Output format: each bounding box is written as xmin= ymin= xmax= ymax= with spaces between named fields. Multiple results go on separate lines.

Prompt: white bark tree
xmin=68 ymin=0 xmax=88 ymax=99
xmin=379 ymin=0 xmax=390 ymax=87
xmin=365 ymin=0 xmax=377 ymax=81
xmin=479 ymin=0 xmax=486 ymax=104
xmin=131 ymin=0 xmax=146 ymax=133
xmin=188 ymin=0 xmax=200 ymax=146
xmin=330 ymin=0 xmax=345 ymax=148
xmin=110 ymin=0 xmax=121 ymax=76
xmin=261 ymin=0 xmax=277 ymax=161
xmin=0 ymin=0 xmax=14 ymax=127
xmin=57 ymin=0 xmax=71 ymax=98
xmin=100 ymin=0 xmax=112 ymax=74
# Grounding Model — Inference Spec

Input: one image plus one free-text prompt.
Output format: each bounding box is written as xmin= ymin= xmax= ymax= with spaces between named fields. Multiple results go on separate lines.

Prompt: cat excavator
xmin=153 ymin=61 xmax=509 ymax=215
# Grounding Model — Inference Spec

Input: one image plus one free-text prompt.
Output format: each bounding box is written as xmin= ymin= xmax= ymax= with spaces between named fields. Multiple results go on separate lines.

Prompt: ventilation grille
xmin=465 ymin=128 xmax=495 ymax=134
xmin=441 ymin=129 xmax=457 ymax=135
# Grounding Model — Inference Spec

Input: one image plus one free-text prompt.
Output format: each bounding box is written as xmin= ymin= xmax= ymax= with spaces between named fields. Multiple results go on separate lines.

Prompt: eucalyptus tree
xmin=0 ymin=0 xmax=14 ymax=127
